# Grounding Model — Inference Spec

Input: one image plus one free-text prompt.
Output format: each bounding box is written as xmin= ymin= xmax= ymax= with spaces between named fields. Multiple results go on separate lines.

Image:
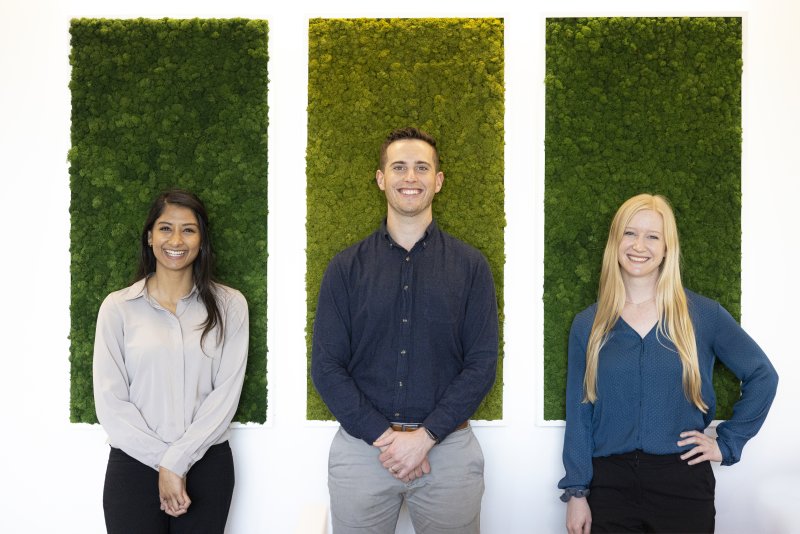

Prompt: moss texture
xmin=544 ymin=17 xmax=742 ymax=420
xmin=306 ymin=18 xmax=505 ymax=420
xmin=69 ymin=18 xmax=269 ymax=423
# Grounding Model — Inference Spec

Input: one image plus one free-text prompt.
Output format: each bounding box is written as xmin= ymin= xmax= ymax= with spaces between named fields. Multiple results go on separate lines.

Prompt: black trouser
xmin=103 ymin=441 xmax=235 ymax=534
xmin=588 ymin=450 xmax=715 ymax=533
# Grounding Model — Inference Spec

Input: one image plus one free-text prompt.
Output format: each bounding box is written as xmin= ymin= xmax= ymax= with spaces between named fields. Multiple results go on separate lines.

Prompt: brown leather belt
xmin=390 ymin=421 xmax=469 ymax=432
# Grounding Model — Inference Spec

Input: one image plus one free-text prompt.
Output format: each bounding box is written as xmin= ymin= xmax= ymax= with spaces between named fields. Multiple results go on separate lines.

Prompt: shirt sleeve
xmin=558 ymin=312 xmax=595 ymax=491
xmin=422 ymin=256 xmax=499 ymax=441
xmin=711 ymin=303 xmax=778 ymax=466
xmin=311 ymin=260 xmax=391 ymax=444
xmin=93 ymin=294 xmax=169 ymax=470
xmin=158 ymin=290 xmax=250 ymax=476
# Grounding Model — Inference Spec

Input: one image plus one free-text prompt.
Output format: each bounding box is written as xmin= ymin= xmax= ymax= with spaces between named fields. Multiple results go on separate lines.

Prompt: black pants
xmin=103 ymin=441 xmax=235 ymax=534
xmin=588 ymin=450 xmax=715 ymax=533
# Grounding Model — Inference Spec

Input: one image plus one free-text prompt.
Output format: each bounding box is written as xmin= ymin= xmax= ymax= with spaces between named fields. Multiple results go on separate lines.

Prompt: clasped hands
xmin=374 ymin=427 xmax=436 ymax=483
xmin=159 ymin=466 xmax=191 ymax=517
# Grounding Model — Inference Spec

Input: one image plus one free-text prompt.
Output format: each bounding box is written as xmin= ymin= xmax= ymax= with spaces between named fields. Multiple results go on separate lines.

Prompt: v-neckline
xmin=618 ymin=316 xmax=657 ymax=340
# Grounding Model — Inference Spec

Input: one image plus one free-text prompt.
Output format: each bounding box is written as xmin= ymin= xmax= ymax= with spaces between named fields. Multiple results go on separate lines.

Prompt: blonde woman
xmin=559 ymin=194 xmax=778 ymax=533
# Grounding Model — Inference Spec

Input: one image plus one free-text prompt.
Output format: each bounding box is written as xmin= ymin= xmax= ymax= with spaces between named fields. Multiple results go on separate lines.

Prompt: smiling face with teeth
xmin=147 ymin=204 xmax=202 ymax=276
xmin=376 ymin=139 xmax=444 ymax=224
xmin=617 ymin=208 xmax=666 ymax=283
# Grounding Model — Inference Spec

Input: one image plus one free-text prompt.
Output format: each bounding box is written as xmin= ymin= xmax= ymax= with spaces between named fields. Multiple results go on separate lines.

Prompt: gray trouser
xmin=328 ymin=425 xmax=485 ymax=534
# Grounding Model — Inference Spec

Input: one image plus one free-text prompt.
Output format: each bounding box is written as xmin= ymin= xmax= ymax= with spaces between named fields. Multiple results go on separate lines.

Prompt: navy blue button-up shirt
xmin=311 ymin=220 xmax=499 ymax=444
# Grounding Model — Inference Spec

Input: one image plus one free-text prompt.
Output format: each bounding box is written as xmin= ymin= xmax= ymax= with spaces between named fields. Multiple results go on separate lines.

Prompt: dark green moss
xmin=544 ymin=17 xmax=742 ymax=420
xmin=69 ymin=18 xmax=269 ymax=423
xmin=306 ymin=18 xmax=505 ymax=420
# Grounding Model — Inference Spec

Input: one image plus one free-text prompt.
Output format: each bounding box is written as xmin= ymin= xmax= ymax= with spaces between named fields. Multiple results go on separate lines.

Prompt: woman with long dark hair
xmin=93 ymin=189 xmax=249 ymax=533
xmin=559 ymin=193 xmax=778 ymax=533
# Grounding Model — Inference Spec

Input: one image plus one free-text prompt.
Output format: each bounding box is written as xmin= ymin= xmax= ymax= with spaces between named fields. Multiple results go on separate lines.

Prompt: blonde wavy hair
xmin=583 ymin=193 xmax=707 ymax=412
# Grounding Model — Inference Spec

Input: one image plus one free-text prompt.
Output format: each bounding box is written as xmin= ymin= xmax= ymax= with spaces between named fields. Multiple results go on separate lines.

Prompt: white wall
xmin=1 ymin=0 xmax=798 ymax=532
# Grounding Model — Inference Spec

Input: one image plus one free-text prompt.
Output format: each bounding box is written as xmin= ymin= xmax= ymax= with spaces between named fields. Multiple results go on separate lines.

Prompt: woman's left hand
xmin=159 ymin=466 xmax=191 ymax=517
xmin=677 ymin=430 xmax=722 ymax=464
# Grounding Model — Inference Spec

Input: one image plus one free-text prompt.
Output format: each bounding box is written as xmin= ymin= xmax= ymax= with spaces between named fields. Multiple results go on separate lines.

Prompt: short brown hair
xmin=379 ymin=127 xmax=440 ymax=171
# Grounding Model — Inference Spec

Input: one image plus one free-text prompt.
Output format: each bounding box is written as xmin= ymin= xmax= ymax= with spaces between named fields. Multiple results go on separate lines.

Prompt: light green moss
xmin=306 ymin=18 xmax=505 ymax=420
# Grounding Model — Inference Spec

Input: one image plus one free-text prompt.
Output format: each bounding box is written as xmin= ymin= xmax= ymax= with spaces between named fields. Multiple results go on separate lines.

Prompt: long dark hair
xmin=135 ymin=189 xmax=223 ymax=346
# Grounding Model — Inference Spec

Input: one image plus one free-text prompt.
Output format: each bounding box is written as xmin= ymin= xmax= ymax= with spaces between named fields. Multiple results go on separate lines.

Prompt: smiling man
xmin=311 ymin=127 xmax=499 ymax=533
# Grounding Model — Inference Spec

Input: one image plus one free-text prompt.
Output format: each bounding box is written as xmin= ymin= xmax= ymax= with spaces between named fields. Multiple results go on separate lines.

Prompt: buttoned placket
xmin=145 ymin=291 xmax=187 ymax=433
xmin=391 ymin=247 xmax=412 ymax=420
xmin=389 ymin=237 xmax=428 ymax=421
xmin=635 ymin=333 xmax=645 ymax=450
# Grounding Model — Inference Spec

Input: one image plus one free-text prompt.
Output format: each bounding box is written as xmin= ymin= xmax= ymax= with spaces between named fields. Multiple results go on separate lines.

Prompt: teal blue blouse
xmin=559 ymin=290 xmax=778 ymax=491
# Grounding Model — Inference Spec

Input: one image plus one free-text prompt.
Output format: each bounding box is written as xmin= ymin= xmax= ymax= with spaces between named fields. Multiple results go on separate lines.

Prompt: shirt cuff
xmin=421 ymin=412 xmax=460 ymax=443
xmin=559 ymin=488 xmax=590 ymax=502
xmin=717 ymin=437 xmax=737 ymax=466
xmin=159 ymin=447 xmax=194 ymax=478
xmin=357 ymin=412 xmax=393 ymax=445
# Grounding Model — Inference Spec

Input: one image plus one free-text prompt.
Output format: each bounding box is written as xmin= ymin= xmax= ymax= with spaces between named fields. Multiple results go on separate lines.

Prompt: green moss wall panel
xmin=306 ymin=18 xmax=505 ymax=420
xmin=69 ymin=18 xmax=269 ymax=423
xmin=544 ymin=17 xmax=742 ymax=420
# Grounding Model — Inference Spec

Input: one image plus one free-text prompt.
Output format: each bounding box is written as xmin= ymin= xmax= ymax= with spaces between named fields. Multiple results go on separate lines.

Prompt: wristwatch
xmin=424 ymin=427 xmax=440 ymax=444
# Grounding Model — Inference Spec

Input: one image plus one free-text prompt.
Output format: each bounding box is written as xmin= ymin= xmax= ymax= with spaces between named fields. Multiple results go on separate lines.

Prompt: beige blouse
xmin=93 ymin=278 xmax=249 ymax=476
